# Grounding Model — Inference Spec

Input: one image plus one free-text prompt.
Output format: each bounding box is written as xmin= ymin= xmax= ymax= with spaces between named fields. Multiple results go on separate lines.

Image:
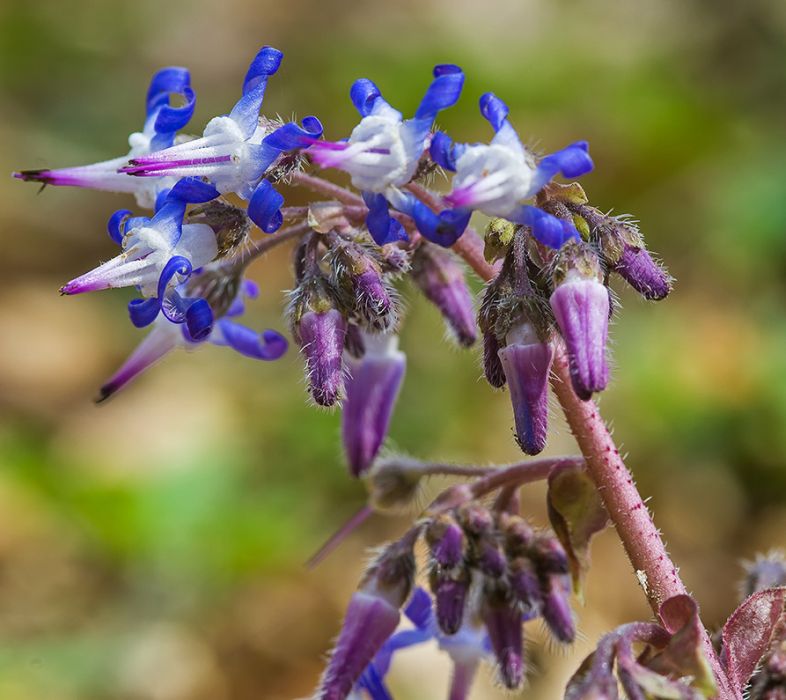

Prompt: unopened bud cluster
xmin=481 ymin=183 xmax=672 ymax=454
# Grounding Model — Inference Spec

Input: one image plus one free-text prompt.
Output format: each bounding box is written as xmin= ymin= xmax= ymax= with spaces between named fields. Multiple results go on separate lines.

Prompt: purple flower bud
xmin=531 ymin=535 xmax=570 ymax=575
xmin=499 ymin=513 xmax=535 ymax=557
xmin=457 ymin=503 xmax=494 ymax=536
xmin=317 ymin=591 xmax=401 ymax=700
xmin=475 ymin=536 xmax=507 ymax=578
xmin=342 ymin=333 xmax=406 ymax=477
xmin=509 ymin=558 xmax=542 ymax=616
xmin=614 ymin=245 xmax=672 ymax=301
xmin=412 ymin=243 xmax=477 ymax=347
xmin=498 ymin=323 xmax=554 ymax=455
xmin=483 ymin=332 xmax=507 ymax=388
xmin=482 ymin=594 xmax=525 ymax=689
xmin=550 ymin=274 xmax=609 ymax=400
xmin=542 ymin=575 xmax=575 ymax=644
xmin=298 ymin=309 xmax=347 ymax=406
xmin=430 ymin=568 xmax=470 ymax=635
xmin=426 ymin=515 xmax=466 ymax=569
xmin=353 ymin=267 xmax=394 ymax=331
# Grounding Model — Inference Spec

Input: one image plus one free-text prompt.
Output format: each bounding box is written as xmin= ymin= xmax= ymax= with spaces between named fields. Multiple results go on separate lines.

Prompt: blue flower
xmin=433 ymin=93 xmax=594 ymax=249
xmin=14 ymin=67 xmax=197 ymax=208
xmin=120 ymin=46 xmax=323 ymax=232
xmin=96 ymin=267 xmax=288 ymax=402
xmin=354 ymin=587 xmax=491 ymax=700
xmin=309 ymin=66 xmax=467 ymax=247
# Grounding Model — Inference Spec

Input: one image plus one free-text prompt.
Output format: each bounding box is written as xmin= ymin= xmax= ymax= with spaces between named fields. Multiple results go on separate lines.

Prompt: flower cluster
xmin=317 ymin=456 xmax=587 ymax=700
xmin=14 ymin=45 xmax=689 ymax=700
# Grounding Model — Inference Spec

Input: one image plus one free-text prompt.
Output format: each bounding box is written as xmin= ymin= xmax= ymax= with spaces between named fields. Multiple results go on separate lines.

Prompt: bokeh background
xmin=1 ymin=0 xmax=786 ymax=698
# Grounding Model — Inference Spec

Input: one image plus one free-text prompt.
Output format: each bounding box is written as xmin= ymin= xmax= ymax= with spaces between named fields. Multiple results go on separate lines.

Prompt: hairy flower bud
xmin=541 ymin=574 xmax=575 ymax=644
xmin=411 ymin=242 xmax=477 ymax=347
xmin=482 ymin=589 xmax=525 ymax=689
xmin=330 ymin=237 xmax=396 ymax=332
xmin=457 ymin=503 xmax=494 ymax=536
xmin=499 ymin=513 xmax=535 ymax=558
xmin=509 ymin=558 xmax=543 ymax=616
xmin=317 ymin=591 xmax=400 ymax=700
xmin=187 ymin=200 xmax=251 ymax=258
xmin=426 ymin=515 xmax=467 ymax=569
xmin=297 ymin=308 xmax=347 ymax=406
xmin=530 ymin=534 xmax=570 ymax=576
xmin=342 ymin=333 xmax=406 ymax=477
xmin=498 ymin=322 xmax=554 ymax=455
xmin=550 ymin=243 xmax=609 ymax=400
xmin=430 ymin=566 xmax=471 ymax=635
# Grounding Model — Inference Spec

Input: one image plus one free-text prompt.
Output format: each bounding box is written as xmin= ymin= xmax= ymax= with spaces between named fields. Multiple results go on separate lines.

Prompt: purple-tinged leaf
xmin=720 ymin=587 xmax=786 ymax=693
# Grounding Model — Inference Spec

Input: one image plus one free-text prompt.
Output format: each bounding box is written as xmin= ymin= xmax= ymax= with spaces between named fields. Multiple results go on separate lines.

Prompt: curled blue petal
xmin=357 ymin=664 xmax=394 ymax=700
xmin=362 ymin=191 xmax=408 ymax=246
xmin=107 ymin=209 xmax=132 ymax=245
xmin=229 ymin=46 xmax=283 ymax=139
xmin=184 ymin=298 xmax=213 ymax=341
xmin=154 ymin=188 xmax=170 ymax=213
xmin=224 ymin=296 xmax=246 ymax=318
xmin=167 ymin=177 xmax=220 ymax=204
xmin=413 ymin=64 xmax=464 ymax=122
xmin=479 ymin=92 xmax=510 ymax=132
xmin=404 ymin=587 xmax=434 ymax=631
xmin=218 ymin=321 xmax=288 ymax=360
xmin=151 ymin=87 xmax=196 ymax=150
xmin=157 ymin=255 xmax=192 ymax=300
xmin=247 ymin=179 xmax=284 ymax=233
xmin=429 ymin=131 xmax=466 ymax=172
xmin=350 ymin=78 xmax=383 ymax=117
xmin=531 ymin=141 xmax=594 ymax=194
xmin=262 ymin=116 xmax=324 ymax=151
xmin=146 ymin=67 xmax=190 ymax=117
xmin=128 ymin=297 xmax=161 ymax=328
xmin=508 ymin=205 xmax=580 ymax=249
xmin=242 ymin=46 xmax=284 ymax=94
xmin=391 ymin=190 xmax=469 ymax=247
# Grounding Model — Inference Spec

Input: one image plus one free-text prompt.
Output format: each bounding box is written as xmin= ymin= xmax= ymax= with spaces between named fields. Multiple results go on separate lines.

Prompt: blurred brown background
xmin=1 ymin=0 xmax=786 ymax=698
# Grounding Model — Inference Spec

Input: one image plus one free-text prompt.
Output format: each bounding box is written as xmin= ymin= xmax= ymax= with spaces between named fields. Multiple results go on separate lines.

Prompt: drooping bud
xmin=474 ymin=535 xmax=507 ymax=578
xmin=483 ymin=332 xmax=507 ymax=388
xmin=411 ymin=242 xmax=477 ymax=347
xmin=426 ymin=515 xmax=466 ymax=569
xmin=530 ymin=534 xmax=570 ymax=576
xmin=498 ymin=513 xmax=535 ymax=558
xmin=318 ymin=536 xmax=416 ymax=700
xmin=541 ymin=574 xmax=576 ymax=644
xmin=498 ymin=322 xmax=554 ymax=455
xmin=482 ymin=589 xmax=525 ymax=689
xmin=582 ymin=208 xmax=672 ymax=301
xmin=342 ymin=333 xmax=406 ymax=477
xmin=509 ymin=558 xmax=543 ymax=617
xmin=456 ymin=503 xmax=494 ymax=537
xmin=329 ymin=236 xmax=396 ymax=332
xmin=430 ymin=566 xmax=472 ymax=636
xmin=550 ymin=242 xmax=609 ymax=400
xmin=366 ymin=456 xmax=425 ymax=512
xmin=317 ymin=591 xmax=401 ymax=700
xmin=297 ymin=308 xmax=347 ymax=406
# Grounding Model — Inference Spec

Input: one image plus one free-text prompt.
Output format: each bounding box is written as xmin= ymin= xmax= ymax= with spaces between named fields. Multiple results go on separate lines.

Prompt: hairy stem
xmin=450 ymin=230 xmax=734 ymax=698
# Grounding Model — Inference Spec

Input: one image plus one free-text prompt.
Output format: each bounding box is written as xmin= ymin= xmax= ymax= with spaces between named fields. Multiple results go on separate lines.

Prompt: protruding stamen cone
xmin=498 ymin=325 xmax=554 ymax=456
xmin=316 ymin=591 xmax=400 ymax=700
xmin=550 ymin=277 xmax=609 ymax=400
xmin=614 ymin=244 xmax=672 ymax=301
xmin=298 ymin=309 xmax=347 ymax=406
xmin=342 ymin=334 xmax=406 ymax=477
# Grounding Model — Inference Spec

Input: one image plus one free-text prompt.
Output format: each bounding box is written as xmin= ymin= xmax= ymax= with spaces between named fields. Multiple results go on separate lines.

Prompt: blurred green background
xmin=1 ymin=0 xmax=786 ymax=698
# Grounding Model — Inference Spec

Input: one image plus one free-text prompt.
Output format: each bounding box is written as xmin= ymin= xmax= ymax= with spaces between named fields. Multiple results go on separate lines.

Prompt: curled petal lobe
xmin=216 ymin=321 xmax=288 ymax=360
xmin=107 ymin=209 xmax=132 ymax=245
xmin=531 ymin=141 xmax=593 ymax=193
xmin=184 ymin=298 xmax=213 ymax=341
xmin=362 ymin=192 xmax=407 ymax=246
xmin=262 ymin=115 xmax=324 ymax=152
xmin=413 ymin=64 xmax=464 ymax=122
xmin=241 ymin=45 xmax=284 ymax=93
xmin=479 ymin=93 xmax=510 ymax=132
xmin=429 ymin=131 xmax=465 ymax=172
xmin=248 ymin=179 xmax=284 ymax=233
xmin=229 ymin=46 xmax=284 ymax=138
xmin=146 ymin=67 xmax=191 ymax=115
xmin=508 ymin=204 xmax=580 ymax=249
xmin=351 ymin=78 xmax=384 ymax=117
xmin=128 ymin=297 xmax=162 ymax=328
